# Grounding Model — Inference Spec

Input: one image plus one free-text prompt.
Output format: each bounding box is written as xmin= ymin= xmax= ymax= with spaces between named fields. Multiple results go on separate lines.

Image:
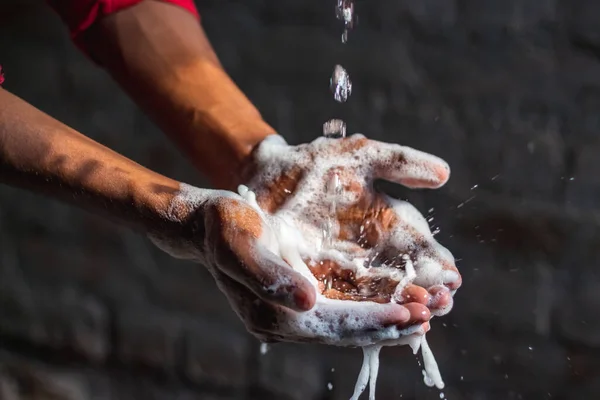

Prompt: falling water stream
xmin=320 ymin=2 xmax=447 ymax=399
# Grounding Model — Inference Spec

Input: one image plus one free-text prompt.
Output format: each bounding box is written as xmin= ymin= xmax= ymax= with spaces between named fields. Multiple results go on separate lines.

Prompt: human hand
xmin=238 ymin=134 xmax=461 ymax=332
xmin=148 ymin=134 xmax=460 ymax=346
xmin=148 ymin=185 xmax=425 ymax=345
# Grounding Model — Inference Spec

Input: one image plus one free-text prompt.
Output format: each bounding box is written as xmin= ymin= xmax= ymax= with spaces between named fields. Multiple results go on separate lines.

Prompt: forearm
xmin=0 ymin=88 xmax=181 ymax=234
xmin=83 ymin=0 xmax=275 ymax=189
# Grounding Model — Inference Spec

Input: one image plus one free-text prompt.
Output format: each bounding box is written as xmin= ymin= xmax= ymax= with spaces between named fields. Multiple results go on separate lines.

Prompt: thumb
xmin=213 ymin=199 xmax=316 ymax=312
xmin=245 ymin=244 xmax=317 ymax=312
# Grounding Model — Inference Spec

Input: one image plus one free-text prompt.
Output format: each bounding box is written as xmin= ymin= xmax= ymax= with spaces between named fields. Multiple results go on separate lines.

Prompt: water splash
xmin=323 ymin=119 xmax=347 ymax=138
xmin=330 ymin=64 xmax=352 ymax=103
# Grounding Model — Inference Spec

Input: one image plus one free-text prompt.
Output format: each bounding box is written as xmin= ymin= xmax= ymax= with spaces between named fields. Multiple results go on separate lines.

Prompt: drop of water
xmin=336 ymin=0 xmax=355 ymax=29
xmin=260 ymin=343 xmax=269 ymax=355
xmin=325 ymin=275 xmax=333 ymax=291
xmin=327 ymin=382 xmax=334 ymax=391
xmin=330 ymin=65 xmax=352 ymax=103
xmin=342 ymin=29 xmax=348 ymax=43
xmin=323 ymin=119 xmax=347 ymax=138
xmin=327 ymin=172 xmax=342 ymax=195
xmin=322 ymin=218 xmax=335 ymax=249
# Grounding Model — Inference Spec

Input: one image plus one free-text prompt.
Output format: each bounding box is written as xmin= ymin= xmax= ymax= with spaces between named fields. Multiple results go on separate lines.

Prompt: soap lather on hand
xmin=150 ymin=133 xmax=461 ymax=346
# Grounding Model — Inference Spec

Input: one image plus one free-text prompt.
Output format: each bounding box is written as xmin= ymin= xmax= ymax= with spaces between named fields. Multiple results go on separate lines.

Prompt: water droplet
xmin=323 ymin=119 xmax=347 ymax=138
xmin=322 ymin=219 xmax=335 ymax=248
xmin=336 ymin=0 xmax=355 ymax=29
xmin=327 ymin=382 xmax=334 ymax=390
xmin=260 ymin=343 xmax=269 ymax=355
xmin=325 ymin=275 xmax=333 ymax=291
xmin=327 ymin=172 xmax=342 ymax=195
xmin=440 ymin=393 xmax=445 ymax=399
xmin=330 ymin=65 xmax=352 ymax=103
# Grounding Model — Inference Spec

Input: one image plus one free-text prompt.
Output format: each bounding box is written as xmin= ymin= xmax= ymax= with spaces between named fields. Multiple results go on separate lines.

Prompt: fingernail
xmin=397 ymin=306 xmax=410 ymax=322
xmin=382 ymin=305 xmax=410 ymax=328
xmin=293 ymin=288 xmax=316 ymax=311
xmin=404 ymin=302 xmax=431 ymax=324
xmin=442 ymin=270 xmax=462 ymax=290
xmin=401 ymin=285 xmax=431 ymax=305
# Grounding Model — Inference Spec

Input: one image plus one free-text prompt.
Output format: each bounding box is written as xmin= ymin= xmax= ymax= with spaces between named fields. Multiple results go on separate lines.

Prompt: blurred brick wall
xmin=2 ymin=0 xmax=600 ymax=399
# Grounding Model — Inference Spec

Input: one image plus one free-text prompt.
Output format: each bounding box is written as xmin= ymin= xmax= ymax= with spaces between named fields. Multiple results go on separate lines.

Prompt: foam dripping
xmin=349 ymin=333 xmax=444 ymax=400
xmin=237 ymin=184 xmax=448 ymax=399
xmin=350 ymin=345 xmax=382 ymax=400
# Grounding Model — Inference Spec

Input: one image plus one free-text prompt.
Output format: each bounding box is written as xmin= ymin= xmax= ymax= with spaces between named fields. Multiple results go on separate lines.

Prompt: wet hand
xmin=148 ymin=187 xmax=422 ymax=344
xmin=241 ymin=134 xmax=461 ymax=327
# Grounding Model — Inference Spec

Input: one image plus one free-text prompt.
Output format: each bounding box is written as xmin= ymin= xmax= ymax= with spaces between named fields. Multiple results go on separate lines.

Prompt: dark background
xmin=1 ymin=0 xmax=600 ymax=399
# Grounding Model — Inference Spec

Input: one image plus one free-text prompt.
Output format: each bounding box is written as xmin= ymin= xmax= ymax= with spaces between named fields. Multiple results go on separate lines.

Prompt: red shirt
xmin=1 ymin=1 xmax=198 ymax=84
xmin=46 ymin=0 xmax=199 ymax=51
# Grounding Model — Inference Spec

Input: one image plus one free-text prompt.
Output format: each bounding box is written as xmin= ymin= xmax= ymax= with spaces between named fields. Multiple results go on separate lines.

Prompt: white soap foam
xmin=421 ymin=334 xmax=445 ymax=389
xmin=238 ymin=184 xmax=448 ymax=398
xmin=151 ymin=134 xmax=456 ymax=400
xmin=235 ymin=135 xmax=456 ymax=399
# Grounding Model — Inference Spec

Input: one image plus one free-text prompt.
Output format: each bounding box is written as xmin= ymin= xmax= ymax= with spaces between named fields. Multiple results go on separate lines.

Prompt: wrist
xmin=206 ymin=114 xmax=276 ymax=190
xmin=132 ymin=173 xmax=189 ymax=236
xmin=139 ymin=179 xmax=228 ymax=263
xmin=172 ymin=61 xmax=276 ymax=189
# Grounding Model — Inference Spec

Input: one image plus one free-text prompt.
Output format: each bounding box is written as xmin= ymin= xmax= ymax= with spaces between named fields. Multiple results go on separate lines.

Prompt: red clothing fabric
xmin=46 ymin=0 xmax=199 ymax=48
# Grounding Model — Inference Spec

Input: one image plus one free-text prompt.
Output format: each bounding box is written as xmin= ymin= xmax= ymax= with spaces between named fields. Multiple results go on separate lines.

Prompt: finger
xmin=442 ymin=265 xmax=462 ymax=291
xmin=402 ymin=302 xmax=431 ymax=327
xmin=375 ymin=303 xmax=411 ymax=328
xmin=366 ymin=141 xmax=450 ymax=189
xmin=311 ymin=301 xmax=411 ymax=333
xmin=222 ymin=230 xmax=317 ymax=312
xmin=427 ymin=285 xmax=454 ymax=317
xmin=399 ymin=284 xmax=431 ymax=305
xmin=213 ymin=198 xmax=317 ymax=312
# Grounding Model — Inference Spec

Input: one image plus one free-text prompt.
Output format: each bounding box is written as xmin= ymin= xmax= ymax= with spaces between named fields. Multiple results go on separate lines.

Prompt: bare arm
xmin=83 ymin=0 xmax=276 ymax=190
xmin=0 ymin=87 xmax=180 ymax=234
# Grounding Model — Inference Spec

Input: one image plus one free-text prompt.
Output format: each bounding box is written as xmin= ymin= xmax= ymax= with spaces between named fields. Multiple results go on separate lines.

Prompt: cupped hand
xmin=240 ymin=134 xmax=461 ymax=318
xmin=149 ymin=133 xmax=460 ymax=345
xmin=149 ymin=186 xmax=424 ymax=345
